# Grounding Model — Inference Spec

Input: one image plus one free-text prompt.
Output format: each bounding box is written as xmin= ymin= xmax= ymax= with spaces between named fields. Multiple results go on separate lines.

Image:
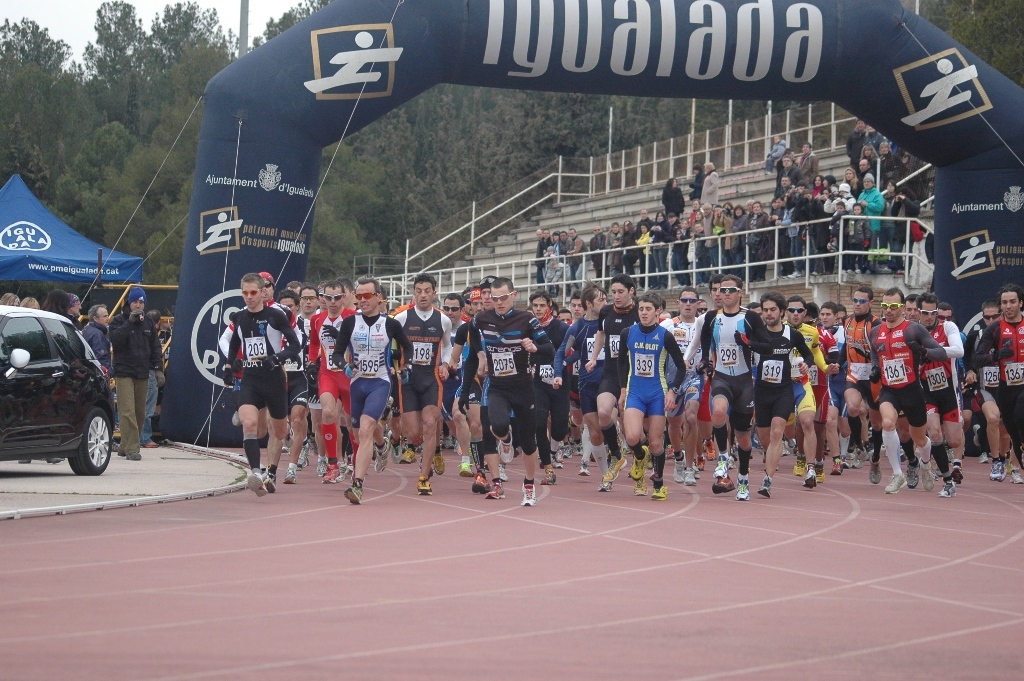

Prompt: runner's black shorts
xmin=878 ymin=382 xmax=928 ymax=428
xmin=401 ymin=368 xmax=442 ymax=412
xmin=754 ymin=385 xmax=795 ymax=428
xmin=239 ymin=367 xmax=288 ymax=420
xmin=711 ymin=373 xmax=754 ymax=431
xmin=287 ymin=371 xmax=309 ymax=409
xmin=598 ymin=370 xmax=621 ymax=399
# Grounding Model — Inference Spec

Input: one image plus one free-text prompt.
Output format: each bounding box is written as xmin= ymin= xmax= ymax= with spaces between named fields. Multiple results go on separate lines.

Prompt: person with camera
xmin=108 ymin=287 xmax=164 ymax=462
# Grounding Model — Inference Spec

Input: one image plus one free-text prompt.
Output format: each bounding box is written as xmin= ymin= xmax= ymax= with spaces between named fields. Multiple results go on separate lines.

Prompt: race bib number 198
xmin=412 ymin=342 xmax=433 ymax=365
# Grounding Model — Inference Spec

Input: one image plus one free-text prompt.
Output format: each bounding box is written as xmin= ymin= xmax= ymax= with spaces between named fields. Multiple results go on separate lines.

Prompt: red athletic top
xmin=874 ymin=320 xmax=917 ymax=387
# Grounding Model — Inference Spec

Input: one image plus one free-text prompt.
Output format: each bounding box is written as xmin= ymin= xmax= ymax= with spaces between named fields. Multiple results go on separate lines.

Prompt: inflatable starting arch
xmin=163 ymin=0 xmax=1024 ymax=444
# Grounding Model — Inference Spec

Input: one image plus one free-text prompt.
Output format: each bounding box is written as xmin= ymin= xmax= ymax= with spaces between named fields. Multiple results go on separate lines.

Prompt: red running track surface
xmin=1 ymin=454 xmax=1023 ymax=681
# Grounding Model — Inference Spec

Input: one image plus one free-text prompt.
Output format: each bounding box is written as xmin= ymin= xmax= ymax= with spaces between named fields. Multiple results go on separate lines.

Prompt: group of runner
xmin=221 ymin=267 xmax=1024 ymax=506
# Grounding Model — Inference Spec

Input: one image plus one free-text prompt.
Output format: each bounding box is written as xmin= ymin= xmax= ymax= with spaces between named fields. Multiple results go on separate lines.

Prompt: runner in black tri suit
xmin=585 ymin=274 xmax=640 ymax=487
xmin=224 ymin=272 xmax=301 ymax=496
xmin=460 ymin=277 xmax=554 ymax=506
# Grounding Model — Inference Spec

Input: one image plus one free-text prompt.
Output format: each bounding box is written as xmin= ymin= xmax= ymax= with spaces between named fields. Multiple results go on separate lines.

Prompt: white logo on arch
xmin=191 ymin=289 xmax=244 ymax=386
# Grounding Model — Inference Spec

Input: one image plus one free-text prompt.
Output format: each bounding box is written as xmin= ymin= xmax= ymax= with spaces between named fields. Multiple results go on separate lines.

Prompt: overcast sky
xmin=0 ymin=1 xmax=284 ymax=60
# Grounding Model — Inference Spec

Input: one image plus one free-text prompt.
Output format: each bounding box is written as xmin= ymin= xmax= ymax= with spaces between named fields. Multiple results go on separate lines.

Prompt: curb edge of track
xmin=0 ymin=442 xmax=247 ymax=521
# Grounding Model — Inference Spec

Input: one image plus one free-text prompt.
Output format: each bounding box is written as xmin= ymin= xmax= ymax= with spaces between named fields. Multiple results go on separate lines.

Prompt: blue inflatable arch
xmin=163 ymin=0 xmax=1024 ymax=443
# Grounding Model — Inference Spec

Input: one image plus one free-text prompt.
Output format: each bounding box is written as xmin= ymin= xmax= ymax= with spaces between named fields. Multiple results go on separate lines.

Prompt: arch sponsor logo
xmin=191 ymin=289 xmax=244 ymax=386
xmin=894 ymin=48 xmax=992 ymax=131
xmin=482 ymin=0 xmax=823 ymax=83
xmin=306 ymin=23 xmax=402 ymax=99
xmin=950 ymin=230 xmax=995 ymax=280
xmin=0 ymin=221 xmax=51 ymax=251
xmin=196 ymin=207 xmax=242 ymax=255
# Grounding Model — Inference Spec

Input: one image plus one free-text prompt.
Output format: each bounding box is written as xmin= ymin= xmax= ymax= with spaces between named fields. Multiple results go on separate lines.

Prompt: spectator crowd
xmin=533 ymin=121 xmax=932 ymax=300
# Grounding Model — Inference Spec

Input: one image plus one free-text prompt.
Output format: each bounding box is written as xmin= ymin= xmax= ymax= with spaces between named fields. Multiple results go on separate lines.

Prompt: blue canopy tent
xmin=0 ymin=175 xmax=143 ymax=283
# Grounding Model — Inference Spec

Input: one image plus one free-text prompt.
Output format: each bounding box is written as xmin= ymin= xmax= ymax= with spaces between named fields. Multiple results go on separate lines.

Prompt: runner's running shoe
xmin=317 ymin=455 xmax=328 ymax=478
xmin=322 ymin=462 xmax=343 ymax=484
xmin=497 ymin=437 xmax=515 ymax=464
xmin=803 ymin=467 xmax=817 ymax=489
xmin=996 ymin=459 xmax=1007 ymax=482
xmin=699 ymin=439 xmax=714 ymax=470
xmin=472 ymin=471 xmax=489 ymax=494
xmin=484 ymin=481 xmax=505 ymax=499
xmin=674 ymin=458 xmax=687 ymax=484
xmin=921 ymin=460 xmax=935 ymax=491
xmin=682 ymin=467 xmax=697 ymax=486
xmin=542 ymin=465 xmax=557 ymax=485
xmin=634 ymin=477 xmax=648 ymax=496
xmin=951 ymin=461 xmax=963 ymax=484
xmin=629 ymin=446 xmax=651 ymax=481
xmin=246 ymin=470 xmax=268 ymax=497
xmin=815 ymin=462 xmax=825 ymax=484
xmin=885 ymin=472 xmax=907 ymax=494
xmin=344 ymin=483 xmax=363 ymax=504
xmin=830 ymin=456 xmax=843 ymax=476
xmin=284 ymin=468 xmax=297 ymax=484
xmin=459 ymin=461 xmax=473 ymax=477
xmin=907 ymin=462 xmax=920 ymax=489
xmin=374 ymin=444 xmax=388 ymax=472
xmin=521 ymin=483 xmax=537 ymax=506
xmin=869 ymin=461 xmax=881 ymax=485
xmin=498 ymin=463 xmax=508 ymax=481
xmin=758 ymin=476 xmax=772 ymax=498
xmin=990 ymin=459 xmax=1004 ymax=481
xmin=938 ymin=480 xmax=957 ymax=498
xmin=712 ymin=474 xmax=735 ymax=494
xmin=433 ymin=451 xmax=446 ymax=476
xmin=598 ymin=480 xmax=613 ymax=492
xmin=651 ymin=485 xmax=667 ymax=501
xmin=606 ymin=454 xmax=627 ymax=482
xmin=713 ymin=457 xmax=729 ymax=480
xmin=978 ymin=451 xmax=990 ymax=464
xmin=297 ymin=442 xmax=310 ymax=469
xmin=417 ymin=476 xmax=432 ymax=495
xmin=578 ymin=461 xmax=590 ymax=476
xmin=1012 ymin=469 xmax=1024 ymax=484
xmin=735 ymin=480 xmax=750 ymax=501
xmin=794 ymin=456 xmax=807 ymax=477
xmin=264 ymin=471 xmax=277 ymax=494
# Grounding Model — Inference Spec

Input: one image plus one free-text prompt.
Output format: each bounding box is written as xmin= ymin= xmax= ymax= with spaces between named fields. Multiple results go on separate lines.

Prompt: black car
xmin=0 ymin=305 xmax=115 ymax=474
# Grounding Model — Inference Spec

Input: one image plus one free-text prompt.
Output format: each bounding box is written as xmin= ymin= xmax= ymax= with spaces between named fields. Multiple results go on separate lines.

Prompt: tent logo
xmin=950 ymin=230 xmax=996 ymax=280
xmin=258 ymin=164 xmax=282 ymax=191
xmin=893 ymin=48 xmax=993 ymax=131
xmin=306 ymin=24 xmax=402 ymax=100
xmin=0 ymin=221 xmax=51 ymax=252
xmin=196 ymin=207 xmax=242 ymax=255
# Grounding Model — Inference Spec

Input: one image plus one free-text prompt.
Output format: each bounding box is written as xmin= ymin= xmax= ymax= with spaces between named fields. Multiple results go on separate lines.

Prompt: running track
xmin=2 ymin=455 xmax=1023 ymax=681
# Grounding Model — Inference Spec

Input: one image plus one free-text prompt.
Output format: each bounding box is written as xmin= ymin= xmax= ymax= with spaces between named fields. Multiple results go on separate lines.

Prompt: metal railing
xmin=397 ymin=102 xmax=936 ymax=285
xmin=378 ymin=215 xmax=934 ymax=303
xmin=591 ymin=102 xmax=857 ymax=196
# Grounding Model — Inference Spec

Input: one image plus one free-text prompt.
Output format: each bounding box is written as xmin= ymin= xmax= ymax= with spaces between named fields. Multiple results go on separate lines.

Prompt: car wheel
xmin=71 ymin=408 xmax=112 ymax=476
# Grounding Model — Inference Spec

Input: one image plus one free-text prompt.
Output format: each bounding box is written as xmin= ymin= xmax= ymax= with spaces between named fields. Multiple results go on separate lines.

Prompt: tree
xmin=0 ymin=19 xmax=72 ymax=73
xmin=946 ymin=0 xmax=1024 ymax=87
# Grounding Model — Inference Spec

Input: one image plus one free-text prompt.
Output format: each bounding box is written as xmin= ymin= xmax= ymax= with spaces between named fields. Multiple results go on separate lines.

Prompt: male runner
xmin=917 ymin=293 xmax=964 ymax=496
xmin=459 ymin=277 xmax=554 ymax=505
xmin=661 ymin=286 xmax=704 ymax=486
xmin=275 ymin=290 xmax=311 ymax=484
xmin=586 ymin=274 xmax=639 ymax=486
xmin=696 ymin=274 xmax=769 ymax=495
xmin=844 ymin=286 xmax=884 ymax=483
xmin=529 ymin=290 xmax=570 ymax=485
xmin=308 ymin=279 xmax=358 ymax=483
xmin=617 ymin=292 xmax=689 ymax=500
xmin=394 ymin=274 xmax=453 ymax=495
xmin=223 ymin=272 xmax=301 ymax=495
xmin=869 ymin=288 xmax=949 ymax=494
xmin=440 ymin=293 xmax=474 ymax=476
xmin=964 ymin=298 xmax=1005 ymax=475
xmin=330 ymin=277 xmax=414 ymax=504
xmin=297 ymin=284 xmax=322 ymax=471
xmin=743 ymin=291 xmax=815 ymax=499
xmin=554 ymin=285 xmax=608 ymax=480
xmin=785 ymin=296 xmax=829 ymax=486
xmin=973 ymin=284 xmax=1024 ymax=485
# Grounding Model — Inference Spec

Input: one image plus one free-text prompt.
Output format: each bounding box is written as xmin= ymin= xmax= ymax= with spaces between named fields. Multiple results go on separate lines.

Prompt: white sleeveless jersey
xmin=710 ymin=310 xmax=753 ymax=376
xmin=660 ymin=317 xmax=700 ymax=371
xmin=350 ymin=314 xmax=393 ymax=381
